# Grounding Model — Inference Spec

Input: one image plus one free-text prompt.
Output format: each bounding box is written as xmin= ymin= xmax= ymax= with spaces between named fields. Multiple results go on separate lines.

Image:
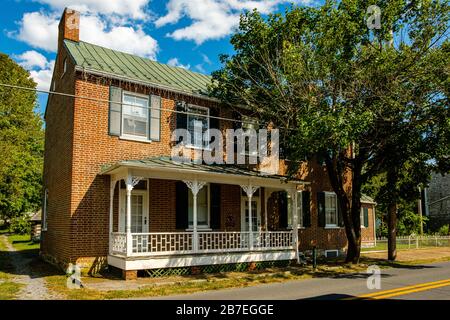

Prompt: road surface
xmin=144 ymin=261 xmax=450 ymax=300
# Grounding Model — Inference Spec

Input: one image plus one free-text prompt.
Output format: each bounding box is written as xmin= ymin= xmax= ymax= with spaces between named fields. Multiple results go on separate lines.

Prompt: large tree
xmin=0 ymin=53 xmax=44 ymax=223
xmin=211 ymin=0 xmax=449 ymax=262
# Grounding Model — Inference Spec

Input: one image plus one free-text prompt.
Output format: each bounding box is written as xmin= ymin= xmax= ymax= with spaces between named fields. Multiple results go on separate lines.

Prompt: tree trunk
xmin=387 ymin=202 xmax=397 ymax=261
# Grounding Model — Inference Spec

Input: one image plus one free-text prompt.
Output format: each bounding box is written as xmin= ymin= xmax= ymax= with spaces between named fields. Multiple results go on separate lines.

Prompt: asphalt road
xmin=147 ymin=261 xmax=450 ymax=300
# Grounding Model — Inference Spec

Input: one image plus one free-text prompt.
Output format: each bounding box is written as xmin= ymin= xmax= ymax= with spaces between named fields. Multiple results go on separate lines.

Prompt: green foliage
xmin=211 ymin=0 xmax=449 ymax=261
xmin=437 ymin=224 xmax=449 ymax=236
xmin=9 ymin=215 xmax=31 ymax=235
xmin=0 ymin=53 xmax=44 ymax=222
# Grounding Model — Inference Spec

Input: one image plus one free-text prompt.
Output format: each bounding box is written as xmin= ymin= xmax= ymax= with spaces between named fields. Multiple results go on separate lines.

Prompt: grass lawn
xmin=7 ymin=233 xmax=40 ymax=252
xmin=0 ymin=232 xmax=24 ymax=299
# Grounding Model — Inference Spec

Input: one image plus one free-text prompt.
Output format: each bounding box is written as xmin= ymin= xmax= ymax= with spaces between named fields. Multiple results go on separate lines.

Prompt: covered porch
xmin=101 ymin=157 xmax=307 ymax=273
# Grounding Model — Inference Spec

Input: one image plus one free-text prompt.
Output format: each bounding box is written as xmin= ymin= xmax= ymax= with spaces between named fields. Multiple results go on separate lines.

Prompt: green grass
xmin=0 ymin=232 xmax=25 ymax=299
xmin=7 ymin=233 xmax=40 ymax=252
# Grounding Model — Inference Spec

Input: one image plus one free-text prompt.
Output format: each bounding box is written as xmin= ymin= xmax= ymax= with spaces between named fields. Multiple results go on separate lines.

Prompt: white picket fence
xmin=362 ymin=235 xmax=450 ymax=252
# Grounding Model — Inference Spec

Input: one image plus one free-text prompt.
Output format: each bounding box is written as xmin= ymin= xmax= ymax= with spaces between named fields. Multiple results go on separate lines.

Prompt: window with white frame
xmin=325 ymin=192 xmax=338 ymax=227
xmin=122 ymin=93 xmax=149 ymax=139
xmin=42 ymin=189 xmax=48 ymax=231
xmin=187 ymin=105 xmax=209 ymax=148
xmin=241 ymin=116 xmax=258 ymax=157
xmin=286 ymin=192 xmax=303 ymax=228
xmin=188 ymin=185 xmax=209 ymax=228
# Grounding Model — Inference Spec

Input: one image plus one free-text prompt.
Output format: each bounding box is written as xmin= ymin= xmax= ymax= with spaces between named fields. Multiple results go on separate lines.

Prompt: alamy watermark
xmin=171 ymin=127 xmax=280 ymax=175
xmin=367 ymin=5 xmax=381 ymax=30
xmin=66 ymin=263 xmax=83 ymax=289
xmin=366 ymin=265 xmax=381 ymax=290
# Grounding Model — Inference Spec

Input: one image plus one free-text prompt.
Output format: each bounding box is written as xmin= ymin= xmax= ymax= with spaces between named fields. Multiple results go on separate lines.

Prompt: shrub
xmin=9 ymin=216 xmax=31 ymax=235
xmin=437 ymin=224 xmax=449 ymax=236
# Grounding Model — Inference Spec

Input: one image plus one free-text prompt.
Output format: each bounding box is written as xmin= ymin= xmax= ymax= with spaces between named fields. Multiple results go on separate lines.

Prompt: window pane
xmin=187 ymin=105 xmax=209 ymax=148
xmin=188 ymin=187 xmax=208 ymax=226
xmin=325 ymin=193 xmax=337 ymax=226
xmin=122 ymin=94 xmax=148 ymax=138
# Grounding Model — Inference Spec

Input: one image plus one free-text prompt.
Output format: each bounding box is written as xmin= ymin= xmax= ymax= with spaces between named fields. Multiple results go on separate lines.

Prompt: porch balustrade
xmin=110 ymin=230 xmax=294 ymax=257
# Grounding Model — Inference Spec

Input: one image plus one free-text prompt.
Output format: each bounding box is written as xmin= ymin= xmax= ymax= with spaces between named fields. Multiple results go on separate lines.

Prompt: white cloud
xmin=12 ymin=11 xmax=158 ymax=59
xmin=80 ymin=15 xmax=158 ymax=59
xmin=12 ymin=50 xmax=54 ymax=91
xmin=194 ymin=64 xmax=206 ymax=73
xmin=14 ymin=11 xmax=59 ymax=52
xmin=36 ymin=0 xmax=151 ymax=19
xmin=155 ymin=0 xmax=308 ymax=44
xmin=13 ymin=50 xmax=49 ymax=69
xmin=167 ymin=58 xmax=190 ymax=69
xmin=29 ymin=60 xmax=54 ymax=91
xmin=201 ymin=53 xmax=212 ymax=65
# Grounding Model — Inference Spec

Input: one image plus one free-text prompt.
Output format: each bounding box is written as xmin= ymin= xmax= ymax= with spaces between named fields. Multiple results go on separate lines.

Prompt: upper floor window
xmin=122 ymin=93 xmax=149 ymax=139
xmin=187 ymin=104 xmax=209 ymax=149
xmin=108 ymin=87 xmax=161 ymax=142
xmin=241 ymin=116 xmax=258 ymax=157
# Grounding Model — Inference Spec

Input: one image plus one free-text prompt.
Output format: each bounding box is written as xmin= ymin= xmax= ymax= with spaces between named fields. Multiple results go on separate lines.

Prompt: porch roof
xmin=100 ymin=157 xmax=307 ymax=188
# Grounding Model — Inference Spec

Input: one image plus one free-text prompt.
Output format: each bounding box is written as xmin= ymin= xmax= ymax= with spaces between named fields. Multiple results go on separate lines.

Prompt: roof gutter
xmin=74 ymin=66 xmax=220 ymax=103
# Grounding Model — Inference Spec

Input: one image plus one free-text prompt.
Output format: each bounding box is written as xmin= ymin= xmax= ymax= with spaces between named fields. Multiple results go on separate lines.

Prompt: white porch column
xmin=288 ymin=188 xmax=300 ymax=263
xmin=109 ymin=179 xmax=117 ymax=255
xmin=125 ymin=174 xmax=143 ymax=256
xmin=184 ymin=180 xmax=207 ymax=253
xmin=241 ymin=184 xmax=259 ymax=250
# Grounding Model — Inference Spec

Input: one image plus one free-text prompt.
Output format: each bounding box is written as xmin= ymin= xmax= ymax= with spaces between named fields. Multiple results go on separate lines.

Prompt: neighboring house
xmin=30 ymin=210 xmax=42 ymax=242
xmin=423 ymin=172 xmax=450 ymax=231
xmin=41 ymin=8 xmax=376 ymax=279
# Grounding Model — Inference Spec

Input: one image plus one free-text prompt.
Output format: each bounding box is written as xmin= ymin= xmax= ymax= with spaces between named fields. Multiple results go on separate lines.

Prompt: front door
xmin=119 ymin=190 xmax=148 ymax=233
xmin=241 ymin=196 xmax=261 ymax=232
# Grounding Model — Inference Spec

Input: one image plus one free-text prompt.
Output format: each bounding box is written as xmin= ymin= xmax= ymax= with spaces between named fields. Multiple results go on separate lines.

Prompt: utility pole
xmin=418 ymin=186 xmax=424 ymax=235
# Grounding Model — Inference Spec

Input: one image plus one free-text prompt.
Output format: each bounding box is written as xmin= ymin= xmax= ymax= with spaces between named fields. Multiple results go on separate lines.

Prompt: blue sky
xmin=0 ymin=0 xmax=315 ymax=116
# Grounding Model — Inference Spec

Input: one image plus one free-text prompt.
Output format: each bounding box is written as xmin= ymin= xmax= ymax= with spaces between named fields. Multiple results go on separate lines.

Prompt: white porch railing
xmin=110 ymin=232 xmax=127 ymax=255
xmin=110 ymin=231 xmax=294 ymax=257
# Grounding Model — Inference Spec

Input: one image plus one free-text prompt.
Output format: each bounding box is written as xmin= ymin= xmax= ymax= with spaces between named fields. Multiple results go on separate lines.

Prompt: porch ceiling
xmin=100 ymin=156 xmax=307 ymax=189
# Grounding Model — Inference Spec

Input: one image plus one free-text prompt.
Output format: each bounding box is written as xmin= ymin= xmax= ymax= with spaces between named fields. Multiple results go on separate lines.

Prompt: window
xmin=325 ymin=192 xmax=338 ymax=227
xmin=42 ymin=189 xmax=48 ymax=231
xmin=286 ymin=192 xmax=303 ymax=228
xmin=187 ymin=105 xmax=209 ymax=148
xmin=122 ymin=93 xmax=149 ymax=139
xmin=361 ymin=207 xmax=369 ymax=228
xmin=241 ymin=116 xmax=258 ymax=157
xmin=188 ymin=185 xmax=209 ymax=228
xmin=297 ymin=191 xmax=303 ymax=227
xmin=62 ymin=58 xmax=67 ymax=76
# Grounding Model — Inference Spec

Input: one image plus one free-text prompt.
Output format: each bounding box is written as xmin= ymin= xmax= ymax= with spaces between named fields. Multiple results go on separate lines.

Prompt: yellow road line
xmin=373 ymin=281 xmax=450 ymax=299
xmin=345 ymin=278 xmax=450 ymax=300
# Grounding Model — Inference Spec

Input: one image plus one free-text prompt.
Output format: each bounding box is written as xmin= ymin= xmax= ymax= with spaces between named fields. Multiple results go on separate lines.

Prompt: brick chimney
xmin=58 ymin=8 xmax=80 ymax=46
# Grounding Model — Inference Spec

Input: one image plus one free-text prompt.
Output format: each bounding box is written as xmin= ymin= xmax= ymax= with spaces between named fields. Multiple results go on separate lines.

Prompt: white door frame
xmin=240 ymin=195 xmax=261 ymax=232
xmin=119 ymin=188 xmax=149 ymax=233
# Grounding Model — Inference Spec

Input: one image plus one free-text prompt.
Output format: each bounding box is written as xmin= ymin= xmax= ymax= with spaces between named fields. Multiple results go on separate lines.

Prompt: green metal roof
xmin=361 ymin=194 xmax=376 ymax=204
xmin=64 ymin=39 xmax=212 ymax=96
xmin=100 ymin=156 xmax=305 ymax=183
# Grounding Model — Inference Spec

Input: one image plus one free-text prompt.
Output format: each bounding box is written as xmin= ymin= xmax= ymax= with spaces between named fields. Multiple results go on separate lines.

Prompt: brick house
xmin=41 ymin=8 xmax=376 ymax=279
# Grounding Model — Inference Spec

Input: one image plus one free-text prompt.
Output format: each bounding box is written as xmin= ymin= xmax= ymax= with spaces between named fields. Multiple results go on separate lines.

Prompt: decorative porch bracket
xmin=240 ymin=184 xmax=260 ymax=250
xmin=183 ymin=180 xmax=207 ymax=252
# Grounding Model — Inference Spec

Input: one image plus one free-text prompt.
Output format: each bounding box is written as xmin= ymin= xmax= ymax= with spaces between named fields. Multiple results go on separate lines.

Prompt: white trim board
xmin=108 ymin=250 xmax=295 ymax=270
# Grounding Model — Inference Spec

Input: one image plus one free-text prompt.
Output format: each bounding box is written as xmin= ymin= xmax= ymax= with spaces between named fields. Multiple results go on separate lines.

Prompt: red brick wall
xmin=40 ymin=43 xmax=76 ymax=267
